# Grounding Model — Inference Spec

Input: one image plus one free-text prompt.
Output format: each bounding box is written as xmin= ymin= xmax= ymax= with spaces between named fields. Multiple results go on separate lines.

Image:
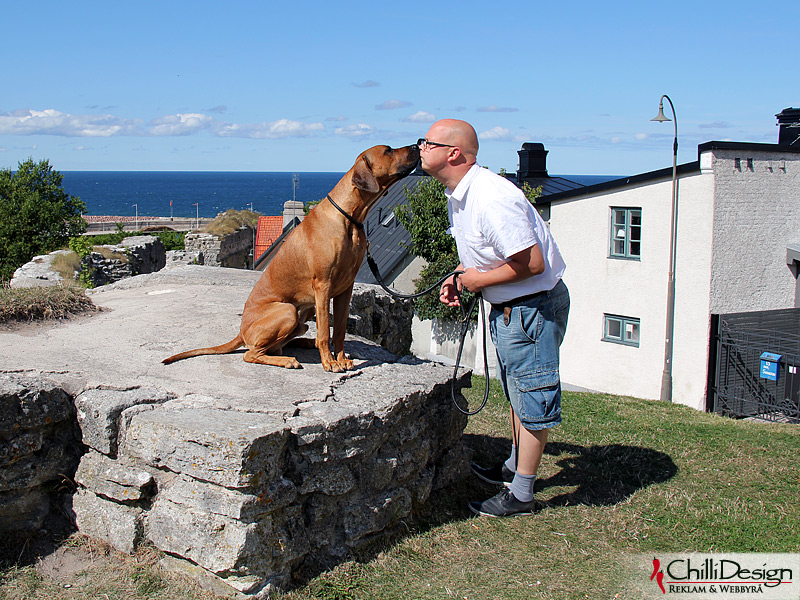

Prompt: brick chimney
xmin=517 ymin=143 xmax=548 ymax=178
xmin=776 ymin=107 xmax=800 ymax=146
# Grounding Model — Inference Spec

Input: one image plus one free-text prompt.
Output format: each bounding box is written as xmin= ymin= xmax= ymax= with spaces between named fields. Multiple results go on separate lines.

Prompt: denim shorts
xmin=489 ymin=279 xmax=570 ymax=431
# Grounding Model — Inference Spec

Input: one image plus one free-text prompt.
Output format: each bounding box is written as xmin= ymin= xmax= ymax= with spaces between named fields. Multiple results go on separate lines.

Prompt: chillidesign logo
xmin=643 ymin=554 xmax=798 ymax=597
xmin=651 ymin=558 xmax=666 ymax=594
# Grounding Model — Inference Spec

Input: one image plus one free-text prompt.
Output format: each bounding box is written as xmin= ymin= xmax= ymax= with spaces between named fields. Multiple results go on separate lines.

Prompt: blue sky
xmin=1 ymin=1 xmax=796 ymax=176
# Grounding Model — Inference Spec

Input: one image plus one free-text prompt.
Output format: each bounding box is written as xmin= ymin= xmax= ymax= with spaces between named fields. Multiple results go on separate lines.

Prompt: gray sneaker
xmin=469 ymin=488 xmax=536 ymax=517
xmin=470 ymin=461 xmax=514 ymax=487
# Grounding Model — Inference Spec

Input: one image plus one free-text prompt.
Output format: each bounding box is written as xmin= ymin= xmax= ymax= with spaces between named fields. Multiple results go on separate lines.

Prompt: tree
xmin=0 ymin=158 xmax=87 ymax=283
xmin=394 ymin=177 xmax=469 ymax=321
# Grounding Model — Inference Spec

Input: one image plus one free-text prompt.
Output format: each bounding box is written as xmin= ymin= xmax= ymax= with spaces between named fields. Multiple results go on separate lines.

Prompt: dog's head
xmin=351 ymin=144 xmax=420 ymax=198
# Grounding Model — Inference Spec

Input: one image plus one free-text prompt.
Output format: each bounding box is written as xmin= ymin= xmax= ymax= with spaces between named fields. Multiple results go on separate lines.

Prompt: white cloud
xmin=147 ymin=113 xmax=215 ymax=136
xmin=402 ymin=111 xmax=436 ymax=124
xmin=0 ymin=107 xmax=324 ymax=140
xmin=479 ymin=126 xmax=512 ymax=141
xmin=215 ymin=119 xmax=324 ymax=139
xmin=477 ymin=105 xmax=519 ymax=113
xmin=0 ymin=108 xmax=139 ymax=137
xmin=353 ymin=80 xmax=380 ymax=88
xmin=326 ymin=115 xmax=348 ymax=122
xmin=334 ymin=123 xmax=374 ymax=138
xmin=375 ymin=99 xmax=412 ymax=110
xmin=635 ymin=133 xmax=648 ymax=141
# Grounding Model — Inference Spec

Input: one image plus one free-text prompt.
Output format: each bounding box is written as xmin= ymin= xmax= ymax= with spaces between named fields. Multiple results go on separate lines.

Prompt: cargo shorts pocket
xmin=512 ymin=369 xmax=562 ymax=428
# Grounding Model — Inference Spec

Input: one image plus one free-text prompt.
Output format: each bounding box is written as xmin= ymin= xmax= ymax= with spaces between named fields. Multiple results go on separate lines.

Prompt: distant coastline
xmin=63 ymin=171 xmax=621 ymax=221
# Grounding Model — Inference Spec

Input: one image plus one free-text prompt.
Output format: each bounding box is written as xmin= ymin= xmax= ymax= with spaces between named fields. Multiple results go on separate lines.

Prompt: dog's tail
xmin=162 ymin=335 xmax=245 ymax=365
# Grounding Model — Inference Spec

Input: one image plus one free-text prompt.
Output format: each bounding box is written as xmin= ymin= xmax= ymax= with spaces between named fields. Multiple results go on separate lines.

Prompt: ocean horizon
xmin=62 ymin=171 xmax=346 ymax=219
xmin=61 ymin=171 xmax=618 ymax=219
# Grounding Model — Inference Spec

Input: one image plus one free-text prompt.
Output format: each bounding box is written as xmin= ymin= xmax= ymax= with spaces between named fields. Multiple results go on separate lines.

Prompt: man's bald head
xmin=428 ymin=119 xmax=479 ymax=159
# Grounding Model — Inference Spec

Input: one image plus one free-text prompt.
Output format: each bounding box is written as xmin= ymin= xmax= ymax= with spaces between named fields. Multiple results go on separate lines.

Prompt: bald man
xmin=419 ymin=119 xmax=570 ymax=517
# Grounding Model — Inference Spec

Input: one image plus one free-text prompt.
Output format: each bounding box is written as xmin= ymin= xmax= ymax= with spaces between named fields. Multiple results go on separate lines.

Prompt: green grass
xmin=1 ymin=378 xmax=797 ymax=599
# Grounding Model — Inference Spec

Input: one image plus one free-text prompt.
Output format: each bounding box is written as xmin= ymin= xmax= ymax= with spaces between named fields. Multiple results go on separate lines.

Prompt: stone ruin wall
xmin=184 ymin=227 xmax=254 ymax=269
xmin=1 ymin=364 xmax=469 ymax=595
xmin=0 ymin=279 xmax=468 ymax=596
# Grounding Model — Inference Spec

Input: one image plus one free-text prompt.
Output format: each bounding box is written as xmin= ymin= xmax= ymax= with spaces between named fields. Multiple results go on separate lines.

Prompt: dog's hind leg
xmin=241 ymin=303 xmax=305 ymax=368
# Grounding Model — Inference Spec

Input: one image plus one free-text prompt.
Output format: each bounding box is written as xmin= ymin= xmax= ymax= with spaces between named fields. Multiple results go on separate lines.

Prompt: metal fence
xmin=712 ymin=308 xmax=800 ymax=423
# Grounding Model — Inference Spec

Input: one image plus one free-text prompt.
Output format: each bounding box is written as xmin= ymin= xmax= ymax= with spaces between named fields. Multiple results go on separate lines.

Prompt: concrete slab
xmin=1 ymin=265 xmax=397 ymax=417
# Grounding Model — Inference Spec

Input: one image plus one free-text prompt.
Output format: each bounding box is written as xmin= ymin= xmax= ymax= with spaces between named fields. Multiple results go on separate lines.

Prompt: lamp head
xmin=651 ymin=102 xmax=671 ymax=123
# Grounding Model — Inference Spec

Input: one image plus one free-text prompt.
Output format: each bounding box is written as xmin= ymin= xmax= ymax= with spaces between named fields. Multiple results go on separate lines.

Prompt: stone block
xmin=74 ymin=451 xmax=155 ymax=502
xmin=0 ymin=487 xmax=50 ymax=531
xmin=123 ymin=408 xmax=290 ymax=489
xmin=0 ymin=373 xmax=75 ymax=434
xmin=72 ymin=489 xmax=144 ymax=554
xmin=74 ymin=387 xmax=173 ymax=456
xmin=158 ymin=476 xmax=297 ymax=522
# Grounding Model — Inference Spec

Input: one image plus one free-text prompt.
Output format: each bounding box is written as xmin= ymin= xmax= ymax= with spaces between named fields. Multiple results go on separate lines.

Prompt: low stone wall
xmin=348 ymin=284 xmax=414 ymax=356
xmin=0 ymin=267 xmax=470 ymax=596
xmin=184 ymin=227 xmax=254 ymax=269
xmin=0 ymin=374 xmax=82 ymax=539
xmin=9 ymin=236 xmax=166 ymax=289
xmin=85 ymin=236 xmax=166 ymax=286
xmin=69 ymin=368 xmax=468 ymax=594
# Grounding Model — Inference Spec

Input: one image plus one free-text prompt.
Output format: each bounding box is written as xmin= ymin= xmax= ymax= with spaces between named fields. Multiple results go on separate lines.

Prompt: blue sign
xmin=760 ymin=352 xmax=782 ymax=381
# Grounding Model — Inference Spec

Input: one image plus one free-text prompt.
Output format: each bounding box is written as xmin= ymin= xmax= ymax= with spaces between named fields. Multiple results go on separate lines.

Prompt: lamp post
xmin=193 ymin=203 xmax=199 ymax=230
xmin=133 ymin=204 xmax=138 ymax=231
xmin=651 ymin=94 xmax=678 ymax=403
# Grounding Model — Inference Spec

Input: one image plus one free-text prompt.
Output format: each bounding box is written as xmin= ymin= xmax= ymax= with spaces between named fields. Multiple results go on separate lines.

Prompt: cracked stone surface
xmin=1 ymin=266 xmax=470 ymax=595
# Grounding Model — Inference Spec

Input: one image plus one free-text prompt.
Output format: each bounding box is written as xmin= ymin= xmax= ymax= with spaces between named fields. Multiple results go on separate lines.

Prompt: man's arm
xmin=458 ymin=244 xmax=544 ymax=293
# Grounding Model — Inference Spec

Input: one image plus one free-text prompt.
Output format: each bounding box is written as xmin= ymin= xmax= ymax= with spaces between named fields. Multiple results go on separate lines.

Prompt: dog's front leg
xmin=331 ymin=287 xmax=355 ymax=371
xmin=313 ymin=282 xmax=340 ymax=372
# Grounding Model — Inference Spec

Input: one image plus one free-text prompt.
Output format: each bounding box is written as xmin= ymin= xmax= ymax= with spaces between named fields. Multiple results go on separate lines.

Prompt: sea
xmin=61 ymin=171 xmax=346 ymax=219
xmin=61 ymin=171 xmax=617 ymax=218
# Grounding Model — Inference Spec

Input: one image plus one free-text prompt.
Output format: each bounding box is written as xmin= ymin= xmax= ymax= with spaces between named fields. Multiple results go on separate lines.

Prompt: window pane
xmin=606 ymin=318 xmax=622 ymax=339
xmin=625 ymin=321 xmax=640 ymax=344
xmin=629 ymin=241 xmax=640 ymax=256
xmin=613 ymin=210 xmax=627 ymax=226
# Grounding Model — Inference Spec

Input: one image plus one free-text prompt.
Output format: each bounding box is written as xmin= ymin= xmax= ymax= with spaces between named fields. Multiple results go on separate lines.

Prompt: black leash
xmin=326 ymin=193 xmax=490 ymax=415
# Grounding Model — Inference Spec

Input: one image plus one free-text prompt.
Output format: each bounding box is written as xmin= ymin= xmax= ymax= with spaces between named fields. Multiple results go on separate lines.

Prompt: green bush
xmin=0 ymin=158 xmax=86 ymax=283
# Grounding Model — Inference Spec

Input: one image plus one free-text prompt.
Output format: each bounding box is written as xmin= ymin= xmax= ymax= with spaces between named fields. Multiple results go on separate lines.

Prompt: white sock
xmin=504 ymin=444 xmax=517 ymax=472
xmin=509 ymin=472 xmax=536 ymax=503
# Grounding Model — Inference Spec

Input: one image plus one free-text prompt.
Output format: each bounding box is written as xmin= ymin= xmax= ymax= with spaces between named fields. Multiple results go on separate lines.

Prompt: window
xmin=603 ymin=315 xmax=640 ymax=347
xmin=610 ymin=208 xmax=641 ymax=259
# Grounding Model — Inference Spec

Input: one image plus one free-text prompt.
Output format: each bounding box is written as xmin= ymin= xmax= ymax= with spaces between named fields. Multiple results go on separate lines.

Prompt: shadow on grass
xmin=464 ymin=434 xmax=678 ymax=508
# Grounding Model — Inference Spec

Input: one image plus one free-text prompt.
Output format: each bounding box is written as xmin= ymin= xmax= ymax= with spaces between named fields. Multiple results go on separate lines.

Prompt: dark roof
xmin=504 ymin=173 xmax=585 ymax=197
xmin=544 ymin=161 xmax=701 ymax=203
xmin=355 ymin=170 xmax=425 ymax=284
xmin=544 ymin=140 xmax=800 ymax=204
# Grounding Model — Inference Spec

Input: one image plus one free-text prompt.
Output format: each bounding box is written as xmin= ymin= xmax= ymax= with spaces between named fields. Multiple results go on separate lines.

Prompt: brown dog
xmin=162 ymin=143 xmax=420 ymax=372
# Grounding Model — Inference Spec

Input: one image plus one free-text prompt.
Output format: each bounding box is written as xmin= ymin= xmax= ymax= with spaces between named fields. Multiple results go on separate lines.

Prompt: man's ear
xmin=352 ymin=156 xmax=380 ymax=193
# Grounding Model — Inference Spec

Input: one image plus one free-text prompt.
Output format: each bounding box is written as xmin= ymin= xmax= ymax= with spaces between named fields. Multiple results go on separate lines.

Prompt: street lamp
xmin=193 ymin=203 xmax=199 ymax=230
xmin=651 ymin=94 xmax=678 ymax=403
xmin=133 ymin=204 xmax=138 ymax=231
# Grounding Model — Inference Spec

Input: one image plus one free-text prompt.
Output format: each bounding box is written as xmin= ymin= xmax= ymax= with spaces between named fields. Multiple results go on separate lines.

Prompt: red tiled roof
xmin=255 ymin=216 xmax=284 ymax=261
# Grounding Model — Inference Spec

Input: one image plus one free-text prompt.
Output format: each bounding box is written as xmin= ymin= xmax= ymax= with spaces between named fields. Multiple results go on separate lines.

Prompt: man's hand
xmin=439 ymin=275 xmax=462 ymax=307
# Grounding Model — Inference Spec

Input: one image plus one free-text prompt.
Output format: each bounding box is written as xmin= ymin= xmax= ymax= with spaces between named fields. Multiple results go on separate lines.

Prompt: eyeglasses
xmin=417 ymin=138 xmax=455 ymax=150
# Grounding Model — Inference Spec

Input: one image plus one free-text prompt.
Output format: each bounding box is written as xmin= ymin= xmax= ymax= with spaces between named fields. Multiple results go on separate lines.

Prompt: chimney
xmin=776 ymin=107 xmax=800 ymax=146
xmin=517 ymin=143 xmax=549 ymax=179
xmin=283 ymin=200 xmax=304 ymax=228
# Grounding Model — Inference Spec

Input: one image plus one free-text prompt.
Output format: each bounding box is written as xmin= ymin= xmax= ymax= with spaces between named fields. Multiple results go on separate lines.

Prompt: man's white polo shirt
xmin=445 ymin=164 xmax=566 ymax=304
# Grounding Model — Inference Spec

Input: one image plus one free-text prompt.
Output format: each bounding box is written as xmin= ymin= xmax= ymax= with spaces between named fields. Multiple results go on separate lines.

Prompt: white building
xmin=547 ymin=139 xmax=800 ymax=410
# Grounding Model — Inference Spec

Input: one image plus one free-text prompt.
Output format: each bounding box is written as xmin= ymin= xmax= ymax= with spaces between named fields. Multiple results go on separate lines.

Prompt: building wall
xmin=708 ymin=149 xmax=800 ymax=313
xmin=548 ymin=168 xmax=715 ymax=410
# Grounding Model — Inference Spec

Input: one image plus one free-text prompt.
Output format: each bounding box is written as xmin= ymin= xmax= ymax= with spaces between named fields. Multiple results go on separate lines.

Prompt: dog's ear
xmin=352 ymin=155 xmax=380 ymax=194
